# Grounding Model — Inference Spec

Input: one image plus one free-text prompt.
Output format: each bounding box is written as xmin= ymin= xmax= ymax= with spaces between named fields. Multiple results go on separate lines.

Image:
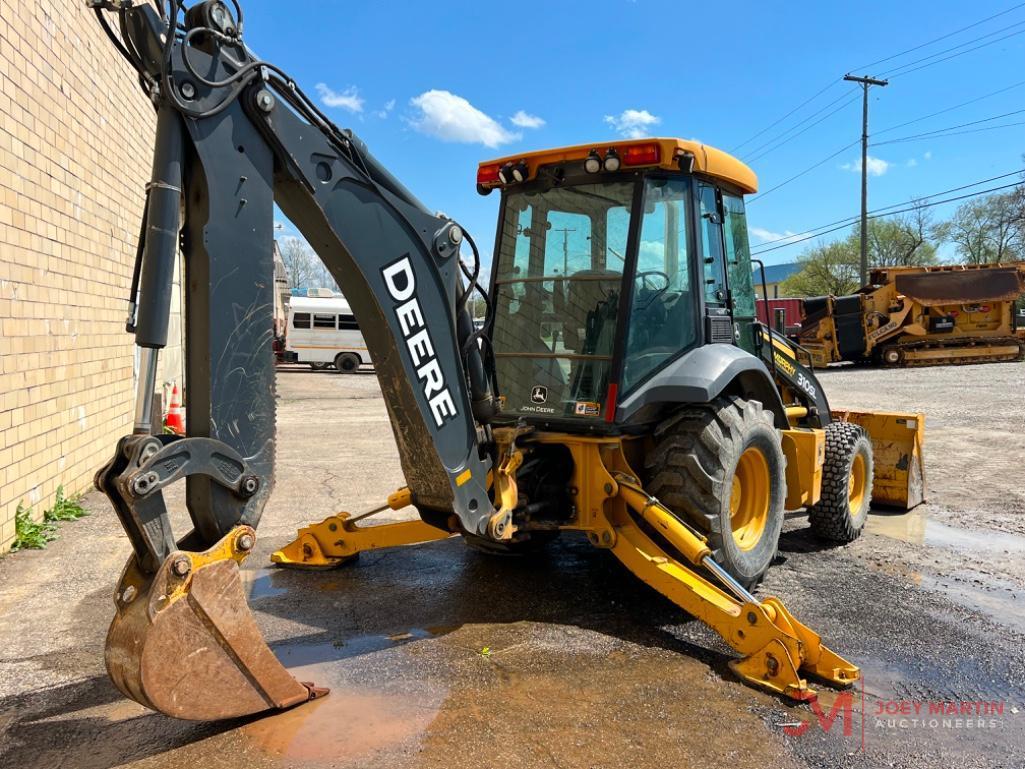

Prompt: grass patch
xmin=10 ymin=486 xmax=88 ymax=551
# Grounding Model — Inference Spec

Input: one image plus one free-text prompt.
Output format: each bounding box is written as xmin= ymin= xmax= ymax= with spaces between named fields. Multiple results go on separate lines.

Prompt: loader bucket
xmin=832 ymin=410 xmax=925 ymax=510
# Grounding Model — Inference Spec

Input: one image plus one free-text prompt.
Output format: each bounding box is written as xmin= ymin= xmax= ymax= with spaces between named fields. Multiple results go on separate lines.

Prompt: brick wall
xmin=0 ymin=0 xmax=181 ymax=550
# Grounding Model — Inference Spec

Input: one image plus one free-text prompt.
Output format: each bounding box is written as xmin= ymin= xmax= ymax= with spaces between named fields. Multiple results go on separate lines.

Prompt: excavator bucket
xmin=832 ymin=410 xmax=926 ymax=510
xmin=105 ymin=526 xmax=325 ymax=721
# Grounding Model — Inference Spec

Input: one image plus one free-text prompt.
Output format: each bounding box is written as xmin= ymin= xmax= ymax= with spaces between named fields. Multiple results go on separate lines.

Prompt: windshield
xmin=491 ymin=181 xmax=634 ymax=419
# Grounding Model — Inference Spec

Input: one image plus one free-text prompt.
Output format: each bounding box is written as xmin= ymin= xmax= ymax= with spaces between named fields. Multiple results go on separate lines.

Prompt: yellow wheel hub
xmin=848 ymin=452 xmax=867 ymax=517
xmin=730 ymin=446 xmax=770 ymax=551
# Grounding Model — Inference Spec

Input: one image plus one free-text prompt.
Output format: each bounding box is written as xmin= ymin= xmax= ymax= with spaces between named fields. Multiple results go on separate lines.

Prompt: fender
xmin=616 ymin=345 xmax=788 ymax=428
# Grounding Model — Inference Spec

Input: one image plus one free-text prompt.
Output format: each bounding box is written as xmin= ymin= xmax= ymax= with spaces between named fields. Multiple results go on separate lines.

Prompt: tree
xmin=934 ymin=190 xmax=1023 ymax=264
xmin=865 ymin=201 xmax=938 ymax=268
xmin=779 ymin=238 xmax=861 ymax=297
xmin=309 ymin=260 xmax=340 ymax=293
xmin=280 ymin=237 xmax=316 ymax=289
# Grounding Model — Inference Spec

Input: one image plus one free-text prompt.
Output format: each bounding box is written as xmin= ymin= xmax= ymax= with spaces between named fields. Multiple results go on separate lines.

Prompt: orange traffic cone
xmin=165 ymin=383 xmax=185 ymax=435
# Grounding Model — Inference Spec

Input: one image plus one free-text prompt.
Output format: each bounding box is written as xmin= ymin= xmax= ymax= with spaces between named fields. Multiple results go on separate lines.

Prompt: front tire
xmin=808 ymin=422 xmax=873 ymax=543
xmin=645 ymin=396 xmax=786 ymax=589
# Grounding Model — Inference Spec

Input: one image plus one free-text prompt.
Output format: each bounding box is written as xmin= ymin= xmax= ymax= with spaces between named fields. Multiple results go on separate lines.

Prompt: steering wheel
xmin=637 ymin=270 xmax=670 ymax=292
xmin=635 ymin=270 xmax=670 ymax=308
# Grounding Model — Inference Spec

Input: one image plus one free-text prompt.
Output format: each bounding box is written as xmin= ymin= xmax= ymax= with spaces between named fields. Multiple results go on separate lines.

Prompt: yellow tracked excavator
xmin=799 ymin=262 xmax=1025 ymax=368
xmin=90 ymin=0 xmax=925 ymax=722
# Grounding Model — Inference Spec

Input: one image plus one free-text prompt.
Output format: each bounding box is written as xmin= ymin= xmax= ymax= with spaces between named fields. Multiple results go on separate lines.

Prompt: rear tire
xmin=309 ymin=361 xmax=331 ymax=371
xmin=808 ymin=422 xmax=873 ymax=543
xmin=645 ymin=396 xmax=786 ymax=589
xmin=334 ymin=352 xmax=361 ymax=373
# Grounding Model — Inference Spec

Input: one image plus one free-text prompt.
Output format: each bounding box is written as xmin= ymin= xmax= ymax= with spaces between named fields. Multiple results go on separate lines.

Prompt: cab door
xmin=721 ymin=192 xmax=758 ymax=354
xmin=697 ymin=184 xmax=758 ymax=354
xmin=697 ymin=182 xmax=733 ymax=345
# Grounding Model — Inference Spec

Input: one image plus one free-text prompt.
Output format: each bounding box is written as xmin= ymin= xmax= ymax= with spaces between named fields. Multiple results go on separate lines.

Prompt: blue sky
xmin=250 ymin=0 xmax=1025 ymax=267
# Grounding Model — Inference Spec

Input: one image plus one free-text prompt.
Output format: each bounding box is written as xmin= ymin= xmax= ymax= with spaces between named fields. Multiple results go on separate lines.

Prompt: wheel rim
xmin=848 ymin=452 xmax=868 ymax=516
xmin=730 ymin=446 xmax=770 ymax=551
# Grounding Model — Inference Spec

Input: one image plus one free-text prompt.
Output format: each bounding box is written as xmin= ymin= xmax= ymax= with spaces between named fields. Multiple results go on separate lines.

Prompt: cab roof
xmin=477 ymin=137 xmax=758 ymax=194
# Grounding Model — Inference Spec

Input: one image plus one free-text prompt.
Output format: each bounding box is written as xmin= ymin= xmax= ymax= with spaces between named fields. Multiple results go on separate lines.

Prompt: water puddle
xmin=922 ymin=572 xmax=1025 ymax=635
xmin=242 ymin=568 xmax=289 ymax=600
xmin=271 ymin=630 xmax=435 ymax=664
xmin=243 ymin=688 xmax=437 ymax=766
xmin=867 ymin=512 xmax=1025 ymax=634
xmin=867 ymin=510 xmax=1025 ymax=555
xmin=243 ymin=636 xmax=445 ymax=767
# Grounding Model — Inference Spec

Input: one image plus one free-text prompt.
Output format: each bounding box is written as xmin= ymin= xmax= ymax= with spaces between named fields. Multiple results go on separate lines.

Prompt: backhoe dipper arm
xmin=95 ymin=0 xmax=496 ymax=573
xmin=91 ymin=0 xmax=499 ymax=721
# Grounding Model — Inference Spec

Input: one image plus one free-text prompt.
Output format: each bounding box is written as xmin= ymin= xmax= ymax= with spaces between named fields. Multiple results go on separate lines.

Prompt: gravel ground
xmin=0 ymin=361 xmax=1022 ymax=769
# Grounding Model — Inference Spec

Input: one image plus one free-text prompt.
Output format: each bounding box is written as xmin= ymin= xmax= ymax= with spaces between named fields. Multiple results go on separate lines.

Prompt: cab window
xmin=491 ymin=181 xmax=633 ymax=420
xmin=723 ymin=193 xmax=756 ymax=322
xmin=698 ymin=183 xmax=727 ymax=306
xmin=623 ymin=178 xmax=696 ymax=391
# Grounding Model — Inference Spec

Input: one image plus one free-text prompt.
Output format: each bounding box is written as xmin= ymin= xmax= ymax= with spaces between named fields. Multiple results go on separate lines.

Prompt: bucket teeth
xmin=105 ymin=526 xmax=325 ymax=721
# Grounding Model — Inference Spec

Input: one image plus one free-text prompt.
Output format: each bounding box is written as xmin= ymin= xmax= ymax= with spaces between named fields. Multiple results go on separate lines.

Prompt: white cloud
xmin=604 ymin=109 xmax=660 ymax=139
xmin=408 ymin=90 xmax=521 ymax=148
xmin=315 ymin=83 xmax=364 ymax=113
xmin=374 ymin=98 xmax=396 ymax=119
xmin=840 ymin=155 xmax=890 ymax=176
xmin=906 ymin=158 xmax=918 ymax=168
xmin=924 ymin=150 xmax=933 ymax=160
xmin=750 ymin=227 xmax=800 ymax=244
xmin=510 ymin=110 xmax=545 ymax=129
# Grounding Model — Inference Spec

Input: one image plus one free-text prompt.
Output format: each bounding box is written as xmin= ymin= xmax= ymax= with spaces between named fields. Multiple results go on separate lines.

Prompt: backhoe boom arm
xmin=98 ymin=0 xmax=496 ymax=572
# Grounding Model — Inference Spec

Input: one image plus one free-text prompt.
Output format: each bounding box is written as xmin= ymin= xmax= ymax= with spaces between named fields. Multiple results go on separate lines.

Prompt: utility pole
xmin=551 ymin=227 xmax=576 ymax=274
xmin=844 ymin=73 xmax=888 ymax=287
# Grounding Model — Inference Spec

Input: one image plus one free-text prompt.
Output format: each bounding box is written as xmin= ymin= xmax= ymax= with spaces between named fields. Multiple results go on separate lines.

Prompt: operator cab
xmin=478 ymin=138 xmax=761 ymax=429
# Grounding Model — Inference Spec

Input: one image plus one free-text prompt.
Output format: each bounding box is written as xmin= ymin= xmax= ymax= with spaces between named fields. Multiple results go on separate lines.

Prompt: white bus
xmin=285 ymin=296 xmax=371 ymax=373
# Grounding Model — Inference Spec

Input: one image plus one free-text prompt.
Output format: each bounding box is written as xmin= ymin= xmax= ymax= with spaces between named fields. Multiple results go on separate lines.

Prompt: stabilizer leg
xmin=272 ymin=488 xmax=453 ymax=569
xmin=608 ymin=476 xmax=859 ymax=702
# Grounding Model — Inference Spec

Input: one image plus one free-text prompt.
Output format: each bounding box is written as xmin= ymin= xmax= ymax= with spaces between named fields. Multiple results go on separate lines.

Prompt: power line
xmin=738 ymin=8 xmax=1025 ymax=212
xmin=744 ymin=92 xmax=861 ymax=163
xmin=851 ymin=1 xmax=1025 ymax=71
xmin=749 ymin=168 xmax=1025 ymax=249
xmin=747 ymin=139 xmax=861 ymax=204
xmin=733 ymin=4 xmax=1025 ymax=155
xmin=874 ymin=78 xmax=1025 ymax=136
xmin=873 ymin=107 xmax=1025 ymax=145
xmin=746 ymin=87 xmax=1025 ymax=207
xmin=750 ymin=179 xmax=1024 ymax=256
xmin=741 ymin=88 xmax=857 ymax=160
xmin=730 ymin=79 xmax=841 ymax=153
xmin=878 ymin=119 xmax=1025 ymax=143
xmin=747 ymin=63 xmax=1025 ymax=208
xmin=883 ymin=25 xmax=1025 ymax=79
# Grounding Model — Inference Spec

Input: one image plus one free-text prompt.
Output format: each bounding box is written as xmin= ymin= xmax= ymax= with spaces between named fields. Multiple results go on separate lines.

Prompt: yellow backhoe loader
xmin=90 ymin=0 xmax=925 ymax=722
xmin=800 ymin=262 xmax=1025 ymax=367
